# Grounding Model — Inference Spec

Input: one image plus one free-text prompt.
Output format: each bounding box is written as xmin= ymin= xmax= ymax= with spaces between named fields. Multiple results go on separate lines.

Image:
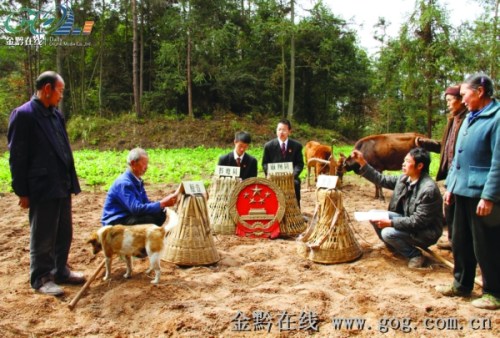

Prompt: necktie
xmin=236 ymin=157 xmax=241 ymax=167
xmin=281 ymin=142 xmax=286 ymax=157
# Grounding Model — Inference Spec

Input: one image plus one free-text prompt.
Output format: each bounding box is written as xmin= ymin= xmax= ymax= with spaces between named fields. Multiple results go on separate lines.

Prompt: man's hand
xmin=160 ymin=192 xmax=178 ymax=208
xmin=350 ymin=150 xmax=367 ymax=167
xmin=372 ymin=218 xmax=392 ymax=228
xmin=477 ymin=199 xmax=493 ymax=216
xmin=444 ymin=191 xmax=454 ymax=206
xmin=18 ymin=196 xmax=29 ymax=209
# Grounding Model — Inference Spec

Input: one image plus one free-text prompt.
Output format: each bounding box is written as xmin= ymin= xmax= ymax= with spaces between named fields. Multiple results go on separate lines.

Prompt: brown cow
xmin=304 ymin=141 xmax=333 ymax=188
xmin=338 ymin=132 xmax=426 ymax=199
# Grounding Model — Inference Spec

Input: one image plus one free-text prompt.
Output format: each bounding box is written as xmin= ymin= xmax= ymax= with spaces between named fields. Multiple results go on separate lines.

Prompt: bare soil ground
xmin=0 ymin=176 xmax=498 ymax=337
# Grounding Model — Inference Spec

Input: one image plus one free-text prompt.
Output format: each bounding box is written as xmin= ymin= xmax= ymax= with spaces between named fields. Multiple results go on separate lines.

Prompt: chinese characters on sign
xmin=316 ymin=174 xmax=339 ymax=189
xmin=231 ymin=310 xmax=319 ymax=332
xmin=215 ymin=165 xmax=240 ymax=178
xmin=267 ymin=162 xmax=293 ymax=174
xmin=182 ymin=181 xmax=206 ymax=195
xmin=4 ymin=36 xmax=91 ymax=47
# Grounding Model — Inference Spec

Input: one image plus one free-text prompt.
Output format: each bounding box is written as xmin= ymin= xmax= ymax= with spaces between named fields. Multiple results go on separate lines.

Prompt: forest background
xmin=0 ymin=0 xmax=498 ymax=149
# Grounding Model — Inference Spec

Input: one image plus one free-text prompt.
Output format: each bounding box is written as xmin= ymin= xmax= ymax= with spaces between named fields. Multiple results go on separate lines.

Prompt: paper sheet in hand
xmin=354 ymin=210 xmax=389 ymax=221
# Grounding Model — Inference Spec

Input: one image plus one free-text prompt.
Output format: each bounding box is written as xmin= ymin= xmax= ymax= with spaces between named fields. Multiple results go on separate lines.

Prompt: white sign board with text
xmin=214 ymin=165 xmax=240 ymax=177
xmin=267 ymin=162 xmax=293 ymax=174
xmin=316 ymin=175 xmax=338 ymax=189
xmin=182 ymin=181 xmax=206 ymax=195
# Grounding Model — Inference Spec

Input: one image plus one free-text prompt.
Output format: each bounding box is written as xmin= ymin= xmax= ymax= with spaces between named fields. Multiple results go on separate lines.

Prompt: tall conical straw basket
xmin=268 ymin=173 xmax=306 ymax=237
xmin=163 ymin=193 xmax=220 ymax=265
xmin=207 ymin=176 xmax=240 ymax=235
xmin=297 ymin=188 xmax=362 ymax=264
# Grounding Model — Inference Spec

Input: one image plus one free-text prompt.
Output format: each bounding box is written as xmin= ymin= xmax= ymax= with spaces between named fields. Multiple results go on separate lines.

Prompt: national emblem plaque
xmin=229 ymin=177 xmax=285 ymax=239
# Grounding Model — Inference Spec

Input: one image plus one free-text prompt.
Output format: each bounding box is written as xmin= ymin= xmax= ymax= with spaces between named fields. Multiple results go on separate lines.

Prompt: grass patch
xmin=0 ymin=146 xmax=440 ymax=193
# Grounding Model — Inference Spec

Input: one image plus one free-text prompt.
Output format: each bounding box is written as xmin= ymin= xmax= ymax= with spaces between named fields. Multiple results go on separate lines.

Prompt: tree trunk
xmin=132 ymin=0 xmax=142 ymax=117
xmin=140 ymin=1 xmax=144 ymax=107
xmin=55 ymin=0 xmax=65 ymax=115
xmin=427 ymin=89 xmax=433 ymax=138
xmin=491 ymin=0 xmax=499 ymax=80
xmin=282 ymin=44 xmax=286 ymax=118
xmin=99 ymin=0 xmax=106 ymax=116
xmin=186 ymin=1 xmax=194 ymax=119
xmin=287 ymin=0 xmax=295 ymax=119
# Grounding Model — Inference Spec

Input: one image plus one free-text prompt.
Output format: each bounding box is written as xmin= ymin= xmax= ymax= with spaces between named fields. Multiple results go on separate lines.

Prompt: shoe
xmin=471 ymin=294 xmax=500 ymax=310
xmin=36 ymin=281 xmax=64 ymax=296
xmin=55 ymin=270 xmax=86 ymax=285
xmin=437 ymin=239 xmax=452 ymax=250
xmin=435 ymin=284 xmax=471 ymax=297
xmin=408 ymin=255 xmax=425 ymax=268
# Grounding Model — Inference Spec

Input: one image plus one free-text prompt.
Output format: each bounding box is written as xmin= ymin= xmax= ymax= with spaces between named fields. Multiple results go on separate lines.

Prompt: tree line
xmin=0 ymin=0 xmax=498 ymax=140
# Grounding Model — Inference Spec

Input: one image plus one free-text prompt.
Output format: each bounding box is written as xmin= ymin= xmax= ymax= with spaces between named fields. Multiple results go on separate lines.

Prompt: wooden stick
xmin=68 ymin=259 xmax=106 ymax=310
xmin=419 ymin=247 xmax=483 ymax=288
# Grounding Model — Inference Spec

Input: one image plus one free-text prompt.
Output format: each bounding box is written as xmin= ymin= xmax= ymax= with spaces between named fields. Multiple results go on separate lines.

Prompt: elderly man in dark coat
xmin=8 ymin=71 xmax=85 ymax=296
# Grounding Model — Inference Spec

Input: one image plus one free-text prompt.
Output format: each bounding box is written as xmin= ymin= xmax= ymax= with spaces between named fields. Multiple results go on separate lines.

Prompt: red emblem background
xmin=229 ymin=178 xmax=285 ymax=239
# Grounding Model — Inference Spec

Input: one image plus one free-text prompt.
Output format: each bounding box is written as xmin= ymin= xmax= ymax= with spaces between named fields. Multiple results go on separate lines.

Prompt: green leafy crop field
xmin=0 ymin=145 xmax=439 ymax=193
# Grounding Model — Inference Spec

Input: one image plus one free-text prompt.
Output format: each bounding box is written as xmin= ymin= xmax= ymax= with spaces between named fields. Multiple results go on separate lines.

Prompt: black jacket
xmin=262 ymin=138 xmax=304 ymax=179
xmin=217 ymin=152 xmax=258 ymax=180
xmin=8 ymin=97 xmax=81 ymax=201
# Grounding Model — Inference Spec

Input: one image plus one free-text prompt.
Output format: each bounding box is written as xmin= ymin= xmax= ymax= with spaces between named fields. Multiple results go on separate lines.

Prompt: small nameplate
xmin=267 ymin=162 xmax=293 ymax=174
xmin=316 ymin=175 xmax=338 ymax=189
xmin=215 ymin=165 xmax=240 ymax=177
xmin=182 ymin=181 xmax=206 ymax=195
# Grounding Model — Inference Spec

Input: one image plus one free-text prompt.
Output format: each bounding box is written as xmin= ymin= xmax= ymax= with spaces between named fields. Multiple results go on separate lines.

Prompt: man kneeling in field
xmin=351 ymin=148 xmax=443 ymax=268
xmin=101 ymin=147 xmax=178 ymax=226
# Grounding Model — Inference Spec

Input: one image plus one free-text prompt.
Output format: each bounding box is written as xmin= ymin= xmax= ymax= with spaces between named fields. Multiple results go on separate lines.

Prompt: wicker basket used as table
xmin=297 ymin=188 xmax=362 ymax=264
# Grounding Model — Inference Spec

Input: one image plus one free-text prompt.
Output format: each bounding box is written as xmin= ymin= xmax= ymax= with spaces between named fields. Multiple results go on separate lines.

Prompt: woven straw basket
xmin=207 ymin=176 xmax=240 ymax=235
xmin=297 ymin=188 xmax=362 ymax=264
xmin=268 ymin=173 xmax=306 ymax=236
xmin=163 ymin=193 xmax=220 ymax=266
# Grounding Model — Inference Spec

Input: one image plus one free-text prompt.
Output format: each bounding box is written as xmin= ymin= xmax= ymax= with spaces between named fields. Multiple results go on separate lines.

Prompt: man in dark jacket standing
xmin=262 ymin=119 xmax=304 ymax=207
xmin=8 ymin=71 xmax=85 ymax=296
xmin=217 ymin=131 xmax=258 ymax=180
xmin=351 ymin=147 xmax=443 ymax=268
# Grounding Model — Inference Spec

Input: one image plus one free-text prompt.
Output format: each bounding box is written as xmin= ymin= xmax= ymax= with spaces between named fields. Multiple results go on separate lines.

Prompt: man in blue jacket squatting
xmin=101 ymin=147 xmax=178 ymax=226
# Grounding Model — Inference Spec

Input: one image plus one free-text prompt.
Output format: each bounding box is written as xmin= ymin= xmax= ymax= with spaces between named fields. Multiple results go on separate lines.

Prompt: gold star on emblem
xmin=251 ymin=185 xmax=262 ymax=196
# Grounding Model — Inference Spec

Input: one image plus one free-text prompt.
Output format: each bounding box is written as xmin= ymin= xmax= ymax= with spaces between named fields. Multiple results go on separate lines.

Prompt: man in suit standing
xmin=217 ymin=131 xmax=258 ymax=180
xmin=8 ymin=71 xmax=85 ymax=296
xmin=262 ymin=119 xmax=304 ymax=207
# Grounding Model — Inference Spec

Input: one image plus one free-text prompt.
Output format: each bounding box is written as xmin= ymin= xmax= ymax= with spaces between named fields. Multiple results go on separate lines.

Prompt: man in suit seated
xmin=101 ymin=147 xmax=178 ymax=226
xmin=217 ymin=131 xmax=258 ymax=180
xmin=262 ymin=119 xmax=304 ymax=207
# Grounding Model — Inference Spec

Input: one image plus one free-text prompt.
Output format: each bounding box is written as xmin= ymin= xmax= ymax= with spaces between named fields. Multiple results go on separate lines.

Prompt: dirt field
xmin=0 ymin=176 xmax=498 ymax=337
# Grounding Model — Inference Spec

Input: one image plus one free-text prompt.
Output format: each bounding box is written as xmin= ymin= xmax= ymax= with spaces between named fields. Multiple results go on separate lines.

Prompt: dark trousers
xmin=29 ymin=196 xmax=73 ymax=289
xmin=444 ymin=202 xmax=454 ymax=241
xmin=452 ymin=195 xmax=500 ymax=297
xmin=112 ymin=211 xmax=166 ymax=226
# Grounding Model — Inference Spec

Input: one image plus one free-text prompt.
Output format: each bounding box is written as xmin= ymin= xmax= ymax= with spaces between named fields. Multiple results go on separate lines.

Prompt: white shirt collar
xmin=233 ymin=150 xmax=245 ymax=161
xmin=278 ymin=138 xmax=288 ymax=147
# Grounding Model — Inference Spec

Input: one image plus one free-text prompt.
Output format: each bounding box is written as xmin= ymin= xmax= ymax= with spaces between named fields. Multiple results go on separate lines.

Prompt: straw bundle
xmin=207 ymin=176 xmax=240 ymax=235
xmin=268 ymin=173 xmax=306 ymax=237
xmin=163 ymin=193 xmax=220 ymax=265
xmin=297 ymin=188 xmax=362 ymax=264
